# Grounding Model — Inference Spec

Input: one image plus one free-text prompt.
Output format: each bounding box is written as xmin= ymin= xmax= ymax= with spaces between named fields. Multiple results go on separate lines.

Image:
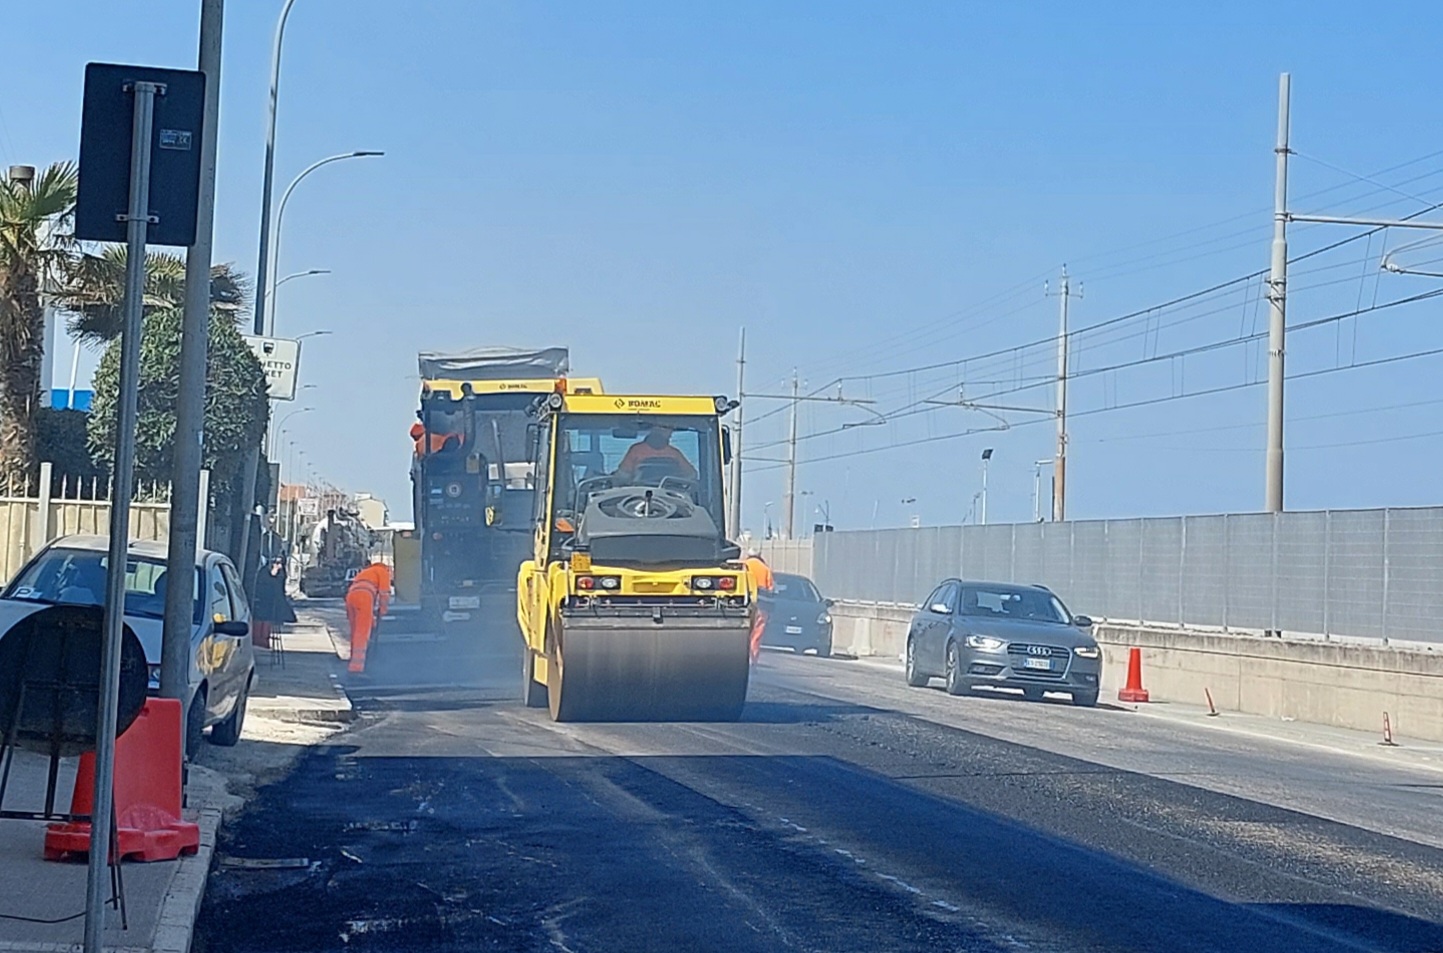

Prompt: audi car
xmin=760 ymin=572 xmax=833 ymax=656
xmin=903 ymin=579 xmax=1100 ymax=706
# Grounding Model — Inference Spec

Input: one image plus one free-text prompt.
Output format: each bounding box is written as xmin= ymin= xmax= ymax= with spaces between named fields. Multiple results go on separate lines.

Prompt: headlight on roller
xmin=965 ymin=635 xmax=1005 ymax=652
xmin=1074 ymin=644 xmax=1101 ymax=659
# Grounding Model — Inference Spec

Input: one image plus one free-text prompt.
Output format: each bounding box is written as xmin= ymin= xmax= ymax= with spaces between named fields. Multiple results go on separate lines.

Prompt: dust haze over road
xmin=192 ymin=600 xmax=1443 ymax=953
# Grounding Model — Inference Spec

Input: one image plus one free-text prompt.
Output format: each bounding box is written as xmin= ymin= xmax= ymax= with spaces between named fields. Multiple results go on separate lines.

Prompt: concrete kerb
xmin=149 ymin=805 xmax=222 ymax=953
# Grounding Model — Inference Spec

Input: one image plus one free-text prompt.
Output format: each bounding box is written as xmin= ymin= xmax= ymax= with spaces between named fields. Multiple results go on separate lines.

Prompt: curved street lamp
xmin=254 ymin=0 xmax=302 ymax=337
xmin=270 ymin=406 xmax=314 ymax=458
xmin=266 ymin=151 xmax=384 ymax=335
xmin=265 ymin=268 xmax=330 ymax=305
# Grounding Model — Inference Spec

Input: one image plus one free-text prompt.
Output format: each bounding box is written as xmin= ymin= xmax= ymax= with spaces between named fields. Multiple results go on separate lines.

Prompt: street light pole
xmin=266 ymin=151 xmax=382 ymax=336
xmin=253 ymin=0 xmax=299 ymax=339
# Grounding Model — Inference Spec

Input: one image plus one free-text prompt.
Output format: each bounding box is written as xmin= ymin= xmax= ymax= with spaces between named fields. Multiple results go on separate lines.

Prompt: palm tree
xmin=61 ymin=248 xmax=250 ymax=343
xmin=0 ymin=163 xmax=77 ymax=484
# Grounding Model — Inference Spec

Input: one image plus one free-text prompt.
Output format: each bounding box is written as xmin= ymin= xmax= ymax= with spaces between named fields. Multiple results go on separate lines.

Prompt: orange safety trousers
xmin=749 ymin=608 xmax=768 ymax=665
xmin=346 ymin=586 xmax=378 ymax=673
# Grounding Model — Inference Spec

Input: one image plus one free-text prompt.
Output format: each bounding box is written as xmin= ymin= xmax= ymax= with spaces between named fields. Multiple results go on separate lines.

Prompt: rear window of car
xmin=772 ymin=574 xmax=821 ymax=602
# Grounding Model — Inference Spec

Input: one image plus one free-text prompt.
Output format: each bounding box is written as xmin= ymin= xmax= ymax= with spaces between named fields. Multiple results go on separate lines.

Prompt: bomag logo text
xmin=622 ymin=399 xmax=664 ymax=409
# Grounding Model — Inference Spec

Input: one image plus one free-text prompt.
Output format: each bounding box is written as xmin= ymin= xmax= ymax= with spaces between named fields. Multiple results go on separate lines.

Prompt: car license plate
xmin=785 ymin=625 xmax=804 ymax=635
xmin=1022 ymin=657 xmax=1052 ymax=670
xmin=449 ymin=595 xmax=481 ymax=610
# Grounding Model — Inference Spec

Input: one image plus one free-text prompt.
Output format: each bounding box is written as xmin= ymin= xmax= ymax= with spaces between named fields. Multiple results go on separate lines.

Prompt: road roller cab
xmin=517 ymin=391 xmax=751 ymax=721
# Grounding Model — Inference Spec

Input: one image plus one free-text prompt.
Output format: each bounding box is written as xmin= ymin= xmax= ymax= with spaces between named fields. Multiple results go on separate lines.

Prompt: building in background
xmin=352 ymin=493 xmax=388 ymax=531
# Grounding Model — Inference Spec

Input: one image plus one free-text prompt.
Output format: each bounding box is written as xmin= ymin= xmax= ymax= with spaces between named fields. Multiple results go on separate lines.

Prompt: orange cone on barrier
xmin=1117 ymin=646 xmax=1150 ymax=703
xmin=44 ymin=698 xmax=200 ymax=863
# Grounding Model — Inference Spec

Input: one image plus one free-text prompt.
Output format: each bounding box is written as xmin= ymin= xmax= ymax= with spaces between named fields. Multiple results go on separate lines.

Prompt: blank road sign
xmin=76 ymin=62 xmax=206 ymax=247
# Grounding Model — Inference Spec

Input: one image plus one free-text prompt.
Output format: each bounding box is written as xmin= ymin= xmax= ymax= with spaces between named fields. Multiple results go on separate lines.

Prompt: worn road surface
xmin=195 ymin=607 xmax=1443 ymax=952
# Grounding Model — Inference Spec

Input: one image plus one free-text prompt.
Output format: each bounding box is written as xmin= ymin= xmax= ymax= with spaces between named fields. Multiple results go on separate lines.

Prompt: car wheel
xmin=904 ymin=637 xmax=928 ymax=687
xmin=1072 ymin=690 xmax=1099 ymax=708
xmin=209 ymin=677 xmax=249 ymax=747
xmin=944 ymin=641 xmax=968 ymax=696
xmin=185 ymin=689 xmax=207 ymax=759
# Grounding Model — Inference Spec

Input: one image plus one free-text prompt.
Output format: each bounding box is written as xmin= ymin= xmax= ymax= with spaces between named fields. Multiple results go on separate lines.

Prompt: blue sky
xmin=6 ymin=1 xmax=1443 ymax=532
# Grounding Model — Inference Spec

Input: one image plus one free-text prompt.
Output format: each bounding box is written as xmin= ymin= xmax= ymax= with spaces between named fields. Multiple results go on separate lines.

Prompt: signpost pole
xmin=85 ymin=78 xmax=159 ymax=953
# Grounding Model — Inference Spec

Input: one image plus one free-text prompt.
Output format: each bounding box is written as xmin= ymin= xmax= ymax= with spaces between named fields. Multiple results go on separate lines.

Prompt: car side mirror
xmin=824 ymin=598 xmax=835 ymax=607
xmin=215 ymin=620 xmax=249 ymax=638
xmin=929 ymin=602 xmax=953 ymax=615
xmin=1073 ymin=615 xmax=1093 ymax=628
xmin=721 ymin=426 xmax=733 ymax=465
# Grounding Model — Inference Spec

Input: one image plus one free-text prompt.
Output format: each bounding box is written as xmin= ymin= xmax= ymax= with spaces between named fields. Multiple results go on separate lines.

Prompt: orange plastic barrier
xmin=44 ymin=698 xmax=200 ymax=862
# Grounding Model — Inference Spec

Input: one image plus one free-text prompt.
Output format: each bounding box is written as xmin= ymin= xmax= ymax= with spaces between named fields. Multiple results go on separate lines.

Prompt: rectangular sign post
xmin=242 ymin=334 xmax=301 ymax=400
xmin=75 ymin=62 xmax=205 ymax=953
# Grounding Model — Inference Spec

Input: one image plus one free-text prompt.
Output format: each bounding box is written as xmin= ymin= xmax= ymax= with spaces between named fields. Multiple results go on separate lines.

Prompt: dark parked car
xmin=761 ymin=572 xmax=833 ymax=656
xmin=903 ymin=579 xmax=1100 ymax=706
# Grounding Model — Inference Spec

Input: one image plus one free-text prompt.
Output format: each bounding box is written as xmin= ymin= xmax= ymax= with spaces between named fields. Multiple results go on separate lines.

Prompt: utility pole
xmin=728 ymin=327 xmax=745 ymax=539
xmin=1265 ymin=72 xmax=1291 ymax=513
xmin=784 ymin=370 xmax=799 ymax=539
xmin=979 ymin=448 xmax=993 ymax=525
xmin=1048 ymin=267 xmax=1081 ymax=521
xmin=161 ymin=0 xmax=223 ymax=703
xmin=1033 ymin=459 xmax=1052 ymax=523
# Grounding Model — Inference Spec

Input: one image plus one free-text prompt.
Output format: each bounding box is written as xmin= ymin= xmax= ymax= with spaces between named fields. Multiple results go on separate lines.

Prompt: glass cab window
xmin=551 ymin=414 xmax=723 ymax=532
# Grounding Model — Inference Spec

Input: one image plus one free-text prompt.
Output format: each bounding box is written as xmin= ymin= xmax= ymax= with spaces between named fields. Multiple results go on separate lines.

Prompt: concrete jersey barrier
xmin=826 ymin=600 xmax=1443 ymax=743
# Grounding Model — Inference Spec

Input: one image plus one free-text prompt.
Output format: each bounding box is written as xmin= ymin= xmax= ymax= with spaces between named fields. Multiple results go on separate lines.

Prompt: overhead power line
xmin=745 ymin=342 xmax=1443 ymax=472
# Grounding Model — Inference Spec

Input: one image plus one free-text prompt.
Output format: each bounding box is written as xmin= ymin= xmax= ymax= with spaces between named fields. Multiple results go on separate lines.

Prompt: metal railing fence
xmin=778 ymin=507 xmax=1443 ymax=646
xmin=0 ymin=462 xmax=177 ymax=583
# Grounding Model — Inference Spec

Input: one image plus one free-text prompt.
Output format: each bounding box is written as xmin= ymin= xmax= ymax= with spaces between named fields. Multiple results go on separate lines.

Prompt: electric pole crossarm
xmin=924 ymin=399 xmax=1053 ymax=416
xmin=1286 ymin=213 xmax=1443 ymax=230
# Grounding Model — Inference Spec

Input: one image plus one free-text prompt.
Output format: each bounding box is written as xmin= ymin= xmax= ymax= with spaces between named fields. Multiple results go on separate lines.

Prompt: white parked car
xmin=0 ymin=535 xmax=256 ymax=755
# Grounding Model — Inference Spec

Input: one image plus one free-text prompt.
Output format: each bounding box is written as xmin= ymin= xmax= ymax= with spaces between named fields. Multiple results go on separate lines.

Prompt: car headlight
xmin=1074 ymin=645 xmax=1101 ymax=659
xmin=965 ymin=634 xmax=1005 ymax=651
xmin=816 ymin=612 xmax=831 ymax=625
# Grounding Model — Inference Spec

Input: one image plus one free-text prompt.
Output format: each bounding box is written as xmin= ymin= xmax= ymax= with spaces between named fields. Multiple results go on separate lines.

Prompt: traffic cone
xmin=44 ymin=698 xmax=200 ymax=863
xmin=1117 ymin=646 xmax=1150 ymax=703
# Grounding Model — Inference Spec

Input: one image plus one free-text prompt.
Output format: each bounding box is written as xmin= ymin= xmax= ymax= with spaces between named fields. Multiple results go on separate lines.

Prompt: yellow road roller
xmin=517 ymin=389 xmax=749 ymax=721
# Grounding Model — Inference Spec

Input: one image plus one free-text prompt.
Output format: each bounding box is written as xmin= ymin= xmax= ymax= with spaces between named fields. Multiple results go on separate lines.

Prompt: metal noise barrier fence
xmin=795 ymin=507 xmax=1443 ymax=647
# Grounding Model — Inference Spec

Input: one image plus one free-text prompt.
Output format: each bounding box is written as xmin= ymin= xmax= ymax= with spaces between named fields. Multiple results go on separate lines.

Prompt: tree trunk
xmin=0 ymin=272 xmax=45 ymax=488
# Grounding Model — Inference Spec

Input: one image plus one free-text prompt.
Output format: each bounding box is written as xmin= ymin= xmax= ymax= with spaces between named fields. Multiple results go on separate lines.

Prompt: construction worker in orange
xmin=616 ymin=425 xmax=697 ymax=481
xmin=346 ymin=558 xmax=393 ymax=675
xmin=743 ymin=547 xmax=774 ymax=664
xmin=410 ymin=411 xmax=464 ymax=456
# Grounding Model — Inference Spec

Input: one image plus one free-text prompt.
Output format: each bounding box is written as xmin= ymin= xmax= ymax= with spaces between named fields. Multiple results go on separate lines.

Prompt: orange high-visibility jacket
xmin=347 ymin=563 xmax=393 ymax=617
